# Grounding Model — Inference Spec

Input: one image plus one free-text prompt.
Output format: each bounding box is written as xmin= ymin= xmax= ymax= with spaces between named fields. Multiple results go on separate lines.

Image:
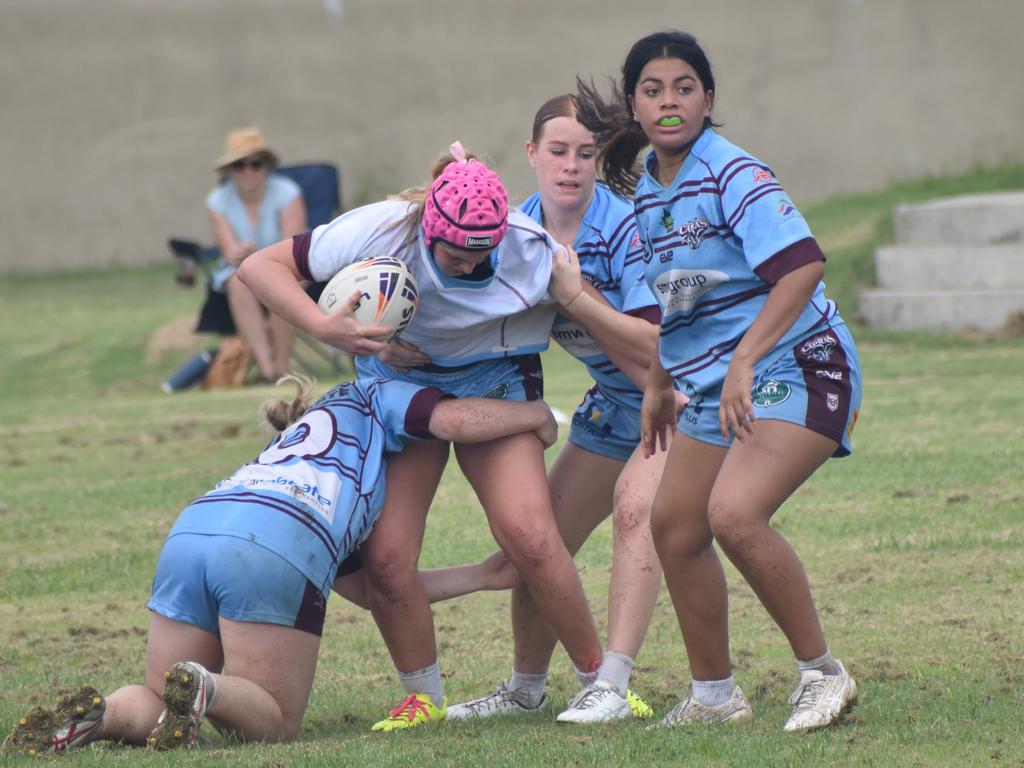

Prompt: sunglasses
xmin=229 ymin=156 xmax=267 ymax=171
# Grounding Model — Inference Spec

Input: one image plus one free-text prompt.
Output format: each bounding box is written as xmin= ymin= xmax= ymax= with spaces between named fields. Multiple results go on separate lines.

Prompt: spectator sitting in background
xmin=208 ymin=127 xmax=307 ymax=382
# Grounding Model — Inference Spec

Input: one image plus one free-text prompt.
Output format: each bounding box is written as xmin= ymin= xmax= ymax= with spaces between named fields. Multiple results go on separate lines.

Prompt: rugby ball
xmin=317 ymin=257 xmax=419 ymax=342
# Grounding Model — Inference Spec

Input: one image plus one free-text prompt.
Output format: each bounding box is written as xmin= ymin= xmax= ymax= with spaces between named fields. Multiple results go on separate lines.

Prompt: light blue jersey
xmin=206 ymin=173 xmax=302 ymax=291
xmin=636 ymin=129 xmax=842 ymax=397
xmin=166 ymin=378 xmax=447 ymax=598
xmin=520 ymin=184 xmax=658 ymax=410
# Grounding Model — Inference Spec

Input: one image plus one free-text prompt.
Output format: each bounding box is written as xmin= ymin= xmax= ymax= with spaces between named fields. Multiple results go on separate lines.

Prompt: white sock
xmin=509 ymin=669 xmax=548 ymax=707
xmin=596 ymin=651 xmax=635 ymax=697
xmin=691 ymin=675 xmax=735 ymax=707
xmin=574 ymin=664 xmax=598 ymax=687
xmin=510 ymin=669 xmax=548 ymax=697
xmin=797 ymin=650 xmax=842 ymax=676
xmin=398 ymin=661 xmax=444 ymax=708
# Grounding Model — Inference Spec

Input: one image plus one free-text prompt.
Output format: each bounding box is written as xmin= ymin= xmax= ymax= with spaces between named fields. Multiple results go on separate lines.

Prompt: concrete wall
xmin=3 ymin=0 xmax=1023 ymax=273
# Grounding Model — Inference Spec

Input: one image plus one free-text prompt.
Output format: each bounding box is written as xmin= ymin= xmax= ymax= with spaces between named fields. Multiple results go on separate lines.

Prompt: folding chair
xmin=168 ymin=162 xmax=352 ymax=381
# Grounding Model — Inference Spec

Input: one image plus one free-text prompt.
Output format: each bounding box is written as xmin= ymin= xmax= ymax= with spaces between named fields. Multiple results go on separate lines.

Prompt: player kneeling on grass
xmin=2 ymin=375 xmax=557 ymax=757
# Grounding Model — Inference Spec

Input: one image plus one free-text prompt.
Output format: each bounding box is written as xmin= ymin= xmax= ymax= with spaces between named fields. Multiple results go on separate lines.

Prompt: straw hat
xmin=214 ymin=127 xmax=280 ymax=171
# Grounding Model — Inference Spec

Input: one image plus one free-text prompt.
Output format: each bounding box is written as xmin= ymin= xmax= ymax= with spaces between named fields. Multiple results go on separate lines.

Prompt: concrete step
xmin=894 ymin=191 xmax=1024 ymax=246
xmin=875 ymin=244 xmax=1024 ymax=290
xmin=858 ymin=288 xmax=1024 ymax=333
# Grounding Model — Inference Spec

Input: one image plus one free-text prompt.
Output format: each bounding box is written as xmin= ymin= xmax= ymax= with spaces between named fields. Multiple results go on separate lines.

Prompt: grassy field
xmin=1 ymin=166 xmax=1023 ymax=766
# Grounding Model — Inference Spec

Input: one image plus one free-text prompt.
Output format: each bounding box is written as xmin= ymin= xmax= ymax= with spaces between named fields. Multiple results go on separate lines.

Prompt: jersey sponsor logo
xmin=653 ymin=268 xmax=729 ymax=314
xmin=827 ymin=392 xmax=840 ymax=412
xmin=681 ymin=391 xmax=705 ymax=426
xmin=753 ymin=168 xmax=774 ymax=184
xmin=752 ymin=380 xmax=791 ymax=407
xmin=552 ymin=319 xmax=602 ymax=358
xmin=483 ymin=382 xmax=511 ymax=400
xmin=659 ymin=249 xmax=674 ymax=263
xmin=815 ymin=369 xmax=843 ymax=381
xmin=465 ymin=235 xmax=493 ymax=248
xmin=776 ymin=199 xmax=798 ymax=226
xmin=679 ymin=216 xmax=712 ymax=250
xmin=799 ymin=333 xmax=836 ymax=363
xmin=660 ymin=210 xmax=675 ymax=232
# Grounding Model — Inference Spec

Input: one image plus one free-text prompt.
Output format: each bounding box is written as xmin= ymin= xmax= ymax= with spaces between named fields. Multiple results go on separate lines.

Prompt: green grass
xmin=1 ymin=165 xmax=1023 ymax=766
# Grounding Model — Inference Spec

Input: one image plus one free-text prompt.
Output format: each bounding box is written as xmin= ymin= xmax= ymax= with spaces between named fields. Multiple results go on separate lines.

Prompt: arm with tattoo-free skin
xmin=719 ymin=260 xmax=824 ymax=442
xmin=548 ymin=245 xmax=658 ymax=390
xmin=237 ymin=239 xmax=392 ymax=357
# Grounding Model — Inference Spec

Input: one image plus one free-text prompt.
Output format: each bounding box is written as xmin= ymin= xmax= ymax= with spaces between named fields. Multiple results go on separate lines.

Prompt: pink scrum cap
xmin=422 ymin=142 xmax=509 ymax=251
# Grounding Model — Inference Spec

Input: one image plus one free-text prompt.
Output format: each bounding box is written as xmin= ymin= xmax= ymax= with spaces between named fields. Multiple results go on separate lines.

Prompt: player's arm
xmin=549 ymin=246 xmax=658 ymax=389
xmin=427 ymin=398 xmax=557 ymax=448
xmin=238 ymin=240 xmax=388 ymax=356
xmin=720 ymin=259 xmax=824 ymax=441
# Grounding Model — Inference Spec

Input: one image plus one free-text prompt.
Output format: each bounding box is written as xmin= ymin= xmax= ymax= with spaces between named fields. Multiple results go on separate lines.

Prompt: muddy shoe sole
xmin=147 ymin=664 xmax=204 ymax=750
xmin=3 ymin=706 xmax=63 ymax=757
xmin=3 ymin=686 xmax=105 ymax=757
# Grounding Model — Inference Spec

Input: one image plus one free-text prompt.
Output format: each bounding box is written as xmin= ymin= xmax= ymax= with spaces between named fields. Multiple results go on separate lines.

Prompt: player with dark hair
xmin=575 ymin=30 xmax=862 ymax=732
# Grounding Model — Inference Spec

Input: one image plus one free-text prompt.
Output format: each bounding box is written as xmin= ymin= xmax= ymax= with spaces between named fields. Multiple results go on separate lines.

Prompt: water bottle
xmin=161 ymin=349 xmax=216 ymax=393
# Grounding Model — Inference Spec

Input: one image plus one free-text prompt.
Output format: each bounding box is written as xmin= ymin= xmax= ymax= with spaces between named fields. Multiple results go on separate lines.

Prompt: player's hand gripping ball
xmin=317 ymin=257 xmax=419 ymax=342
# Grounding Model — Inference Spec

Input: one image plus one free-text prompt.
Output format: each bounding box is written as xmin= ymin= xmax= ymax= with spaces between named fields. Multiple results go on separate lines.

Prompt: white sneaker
xmin=446 ymin=681 xmax=547 ymax=721
xmin=783 ymin=664 xmax=858 ymax=732
xmin=656 ymin=686 xmax=753 ymax=728
xmin=556 ymin=681 xmax=632 ymax=723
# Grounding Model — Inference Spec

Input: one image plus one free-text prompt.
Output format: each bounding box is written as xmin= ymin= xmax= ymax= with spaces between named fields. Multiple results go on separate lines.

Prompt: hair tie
xmin=449 ymin=141 xmax=468 ymax=164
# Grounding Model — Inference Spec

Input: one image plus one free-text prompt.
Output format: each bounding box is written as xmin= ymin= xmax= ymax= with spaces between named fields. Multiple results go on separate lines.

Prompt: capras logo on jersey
xmin=465 ymin=235 xmax=493 ymax=248
xmin=653 ymin=269 xmax=729 ymax=314
xmin=679 ymin=217 xmax=711 ymax=250
xmin=799 ymin=333 xmax=837 ymax=363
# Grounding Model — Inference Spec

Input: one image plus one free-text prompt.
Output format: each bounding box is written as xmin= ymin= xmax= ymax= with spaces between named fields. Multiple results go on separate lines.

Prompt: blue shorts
xmin=678 ymin=323 xmax=862 ymax=457
xmin=568 ymin=387 xmax=641 ymax=462
xmin=356 ymin=354 xmax=543 ymax=401
xmin=147 ymin=533 xmax=328 ymax=637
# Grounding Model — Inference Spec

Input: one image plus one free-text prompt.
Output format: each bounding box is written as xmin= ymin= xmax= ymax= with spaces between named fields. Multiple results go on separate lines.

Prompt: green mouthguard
xmin=659 ymin=116 xmax=682 ymax=126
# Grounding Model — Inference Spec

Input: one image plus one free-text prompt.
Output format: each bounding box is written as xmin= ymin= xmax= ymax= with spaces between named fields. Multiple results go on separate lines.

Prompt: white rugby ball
xmin=317 ymin=256 xmax=419 ymax=342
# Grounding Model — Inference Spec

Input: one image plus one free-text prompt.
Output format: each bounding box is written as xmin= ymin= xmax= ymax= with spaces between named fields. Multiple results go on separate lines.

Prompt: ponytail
xmin=262 ymin=374 xmax=315 ymax=432
xmin=575 ymin=76 xmax=648 ymax=199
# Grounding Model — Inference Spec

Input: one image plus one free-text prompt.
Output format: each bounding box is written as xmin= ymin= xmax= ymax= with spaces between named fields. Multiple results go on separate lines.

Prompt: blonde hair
xmin=262 ymin=374 xmax=315 ymax=432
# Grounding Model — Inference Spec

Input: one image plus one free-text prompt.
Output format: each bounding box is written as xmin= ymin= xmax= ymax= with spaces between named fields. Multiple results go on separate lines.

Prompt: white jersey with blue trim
xmin=297 ymin=200 xmax=559 ymax=367
xmin=636 ymin=129 xmax=841 ymax=396
xmin=520 ymin=184 xmax=656 ymax=409
xmin=168 ymin=378 xmax=446 ymax=596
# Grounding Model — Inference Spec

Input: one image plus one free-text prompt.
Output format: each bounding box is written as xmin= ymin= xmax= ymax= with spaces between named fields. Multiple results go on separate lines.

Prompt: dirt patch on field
xmin=145 ymin=315 xmax=204 ymax=363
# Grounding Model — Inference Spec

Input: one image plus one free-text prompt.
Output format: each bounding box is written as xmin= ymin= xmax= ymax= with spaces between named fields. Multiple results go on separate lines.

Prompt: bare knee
xmin=707 ymin=496 xmax=763 ymax=556
xmin=611 ymin=488 xmax=651 ymax=543
xmin=651 ymin=497 xmax=712 ymax=561
xmin=500 ymin=524 xmax=560 ymax=574
xmin=362 ymin=544 xmax=419 ymax=596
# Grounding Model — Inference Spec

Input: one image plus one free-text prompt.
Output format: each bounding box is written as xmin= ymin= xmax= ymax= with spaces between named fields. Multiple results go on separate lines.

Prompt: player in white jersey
xmin=444 ymin=95 xmax=666 ymax=724
xmin=575 ymin=31 xmax=861 ymax=732
xmin=237 ymin=145 xmax=604 ymax=731
xmin=1 ymin=378 xmax=556 ymax=757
